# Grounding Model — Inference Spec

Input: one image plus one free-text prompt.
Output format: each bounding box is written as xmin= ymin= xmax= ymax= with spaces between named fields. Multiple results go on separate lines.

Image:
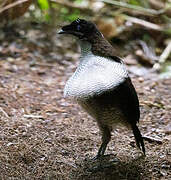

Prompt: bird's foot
xmin=91 ymin=154 xmax=101 ymax=161
xmin=88 ymin=154 xmax=119 ymax=172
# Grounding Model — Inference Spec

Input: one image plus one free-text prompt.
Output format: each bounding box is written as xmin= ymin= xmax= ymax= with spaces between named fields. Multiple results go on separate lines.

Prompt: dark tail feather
xmin=131 ymin=124 xmax=145 ymax=155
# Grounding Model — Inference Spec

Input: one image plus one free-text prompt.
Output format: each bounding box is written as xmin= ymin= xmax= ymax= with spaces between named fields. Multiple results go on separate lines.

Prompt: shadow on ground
xmin=71 ymin=154 xmax=146 ymax=180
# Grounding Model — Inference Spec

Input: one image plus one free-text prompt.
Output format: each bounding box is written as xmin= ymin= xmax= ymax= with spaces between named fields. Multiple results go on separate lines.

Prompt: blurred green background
xmin=0 ymin=0 xmax=171 ymax=77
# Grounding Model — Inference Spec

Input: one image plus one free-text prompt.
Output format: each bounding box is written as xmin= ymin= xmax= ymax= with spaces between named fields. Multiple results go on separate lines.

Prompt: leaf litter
xmin=0 ymin=24 xmax=170 ymax=180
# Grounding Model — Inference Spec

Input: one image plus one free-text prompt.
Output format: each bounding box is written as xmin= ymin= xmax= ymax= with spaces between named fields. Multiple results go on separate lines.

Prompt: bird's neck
xmin=78 ymin=40 xmax=92 ymax=56
xmin=78 ymin=34 xmax=116 ymax=58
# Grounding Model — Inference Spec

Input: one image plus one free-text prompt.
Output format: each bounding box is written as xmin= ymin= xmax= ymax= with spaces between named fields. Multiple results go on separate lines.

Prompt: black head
xmin=58 ymin=19 xmax=101 ymax=41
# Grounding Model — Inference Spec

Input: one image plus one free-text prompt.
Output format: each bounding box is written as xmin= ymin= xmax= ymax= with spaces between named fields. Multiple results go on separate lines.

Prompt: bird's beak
xmin=58 ymin=28 xmax=84 ymax=38
xmin=58 ymin=29 xmax=65 ymax=34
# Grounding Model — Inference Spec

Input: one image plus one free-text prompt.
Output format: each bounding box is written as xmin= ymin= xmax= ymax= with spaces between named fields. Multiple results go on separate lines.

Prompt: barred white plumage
xmin=64 ymin=41 xmax=128 ymax=99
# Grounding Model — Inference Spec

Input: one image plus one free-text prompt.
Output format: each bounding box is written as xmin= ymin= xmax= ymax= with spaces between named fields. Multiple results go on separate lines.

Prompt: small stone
xmin=138 ymin=77 xmax=144 ymax=82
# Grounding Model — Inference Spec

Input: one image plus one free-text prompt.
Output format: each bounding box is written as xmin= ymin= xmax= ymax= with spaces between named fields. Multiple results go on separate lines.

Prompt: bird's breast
xmin=77 ymin=98 xmax=128 ymax=127
xmin=64 ymin=53 xmax=128 ymax=99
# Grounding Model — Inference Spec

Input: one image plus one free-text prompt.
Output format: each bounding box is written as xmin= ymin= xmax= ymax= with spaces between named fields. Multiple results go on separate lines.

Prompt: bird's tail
xmin=131 ymin=124 xmax=145 ymax=155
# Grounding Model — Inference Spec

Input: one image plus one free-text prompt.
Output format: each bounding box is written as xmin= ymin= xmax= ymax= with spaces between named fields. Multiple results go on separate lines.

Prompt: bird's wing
xmin=105 ymin=55 xmax=140 ymax=124
xmin=115 ymin=77 xmax=140 ymax=124
xmin=108 ymin=56 xmax=123 ymax=63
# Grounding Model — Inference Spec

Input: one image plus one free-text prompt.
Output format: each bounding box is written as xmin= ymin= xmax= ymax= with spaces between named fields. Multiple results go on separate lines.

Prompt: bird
xmin=58 ymin=18 xmax=145 ymax=159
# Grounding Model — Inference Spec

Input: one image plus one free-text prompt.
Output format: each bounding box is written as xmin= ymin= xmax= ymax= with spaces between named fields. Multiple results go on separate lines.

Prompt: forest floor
xmin=0 ymin=24 xmax=170 ymax=180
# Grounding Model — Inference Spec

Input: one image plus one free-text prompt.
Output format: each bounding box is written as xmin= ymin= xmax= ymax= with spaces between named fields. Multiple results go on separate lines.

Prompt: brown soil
xmin=0 ymin=27 xmax=170 ymax=180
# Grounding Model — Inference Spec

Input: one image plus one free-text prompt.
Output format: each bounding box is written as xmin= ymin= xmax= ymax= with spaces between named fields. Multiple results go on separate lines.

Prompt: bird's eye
xmin=77 ymin=25 xmax=81 ymax=31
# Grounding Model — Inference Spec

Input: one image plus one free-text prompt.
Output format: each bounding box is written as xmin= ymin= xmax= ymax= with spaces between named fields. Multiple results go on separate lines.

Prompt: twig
xmin=159 ymin=40 xmax=171 ymax=63
xmin=50 ymin=0 xmax=94 ymax=14
xmin=122 ymin=15 xmax=163 ymax=31
xmin=56 ymin=161 xmax=77 ymax=168
xmin=0 ymin=0 xmax=9 ymax=9
xmin=149 ymin=0 xmax=165 ymax=10
xmin=0 ymin=107 xmax=9 ymax=118
xmin=23 ymin=114 xmax=44 ymax=119
xmin=0 ymin=0 xmax=30 ymax=14
xmin=31 ymin=62 xmax=56 ymax=67
xmin=100 ymin=0 xmax=164 ymax=16
xmin=143 ymin=135 xmax=163 ymax=144
xmin=140 ymin=100 xmax=164 ymax=108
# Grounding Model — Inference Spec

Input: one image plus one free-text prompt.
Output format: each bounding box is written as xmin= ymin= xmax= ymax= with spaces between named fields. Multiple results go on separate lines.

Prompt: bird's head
xmin=58 ymin=18 xmax=102 ymax=41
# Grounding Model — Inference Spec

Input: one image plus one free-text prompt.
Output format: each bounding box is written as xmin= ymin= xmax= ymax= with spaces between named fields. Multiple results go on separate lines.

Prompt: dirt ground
xmin=0 ymin=26 xmax=170 ymax=179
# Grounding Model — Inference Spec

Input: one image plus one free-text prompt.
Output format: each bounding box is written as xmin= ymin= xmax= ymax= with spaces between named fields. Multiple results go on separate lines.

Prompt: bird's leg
xmin=93 ymin=125 xmax=111 ymax=160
